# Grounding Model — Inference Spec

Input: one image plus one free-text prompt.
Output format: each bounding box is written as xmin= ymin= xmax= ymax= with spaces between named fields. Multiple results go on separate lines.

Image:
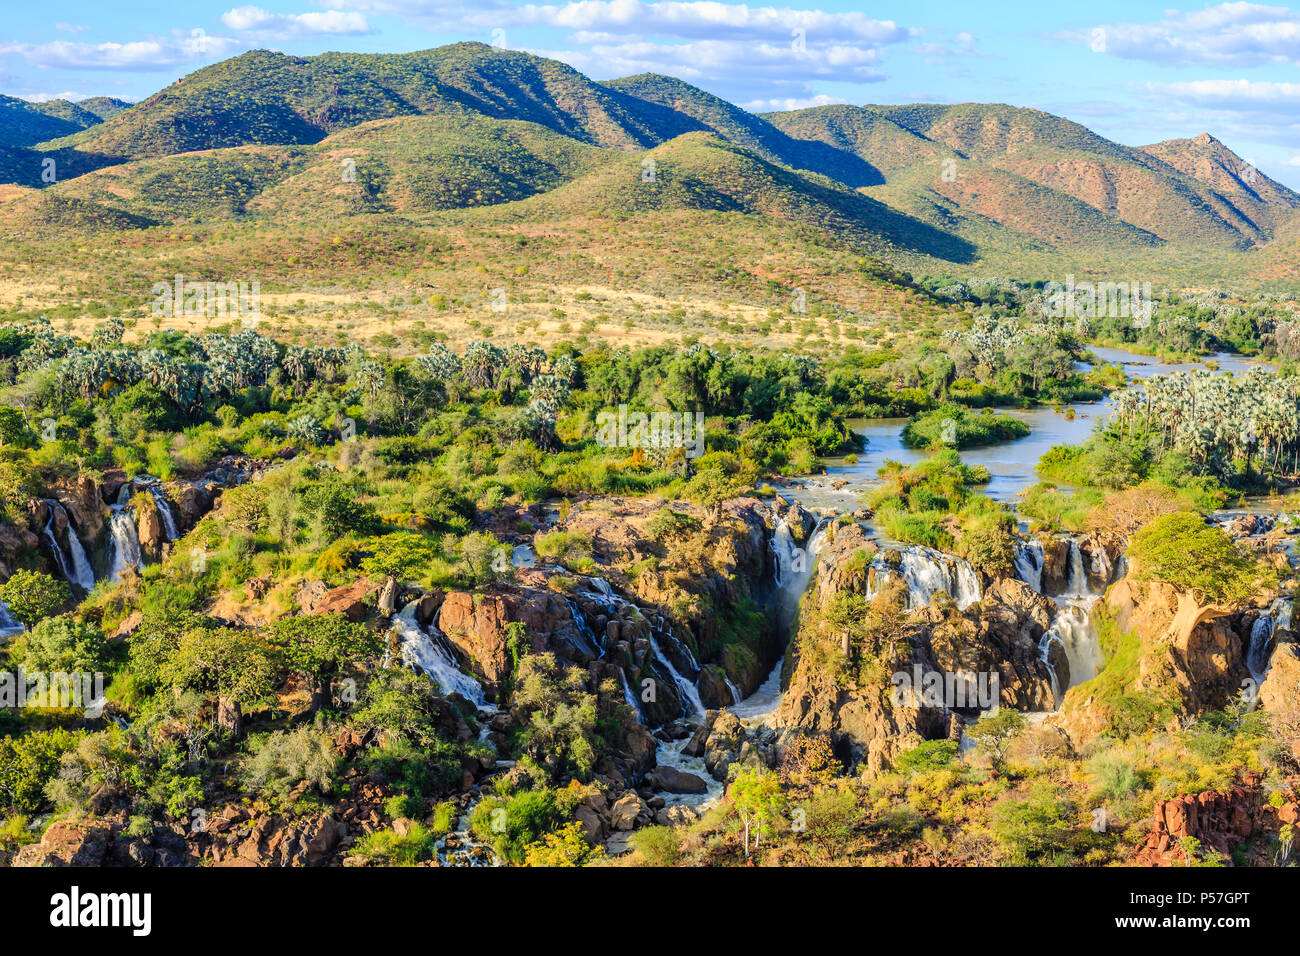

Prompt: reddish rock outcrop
xmin=13 ymin=820 xmax=115 ymax=867
xmin=303 ymin=578 xmax=379 ymax=620
xmin=1135 ymin=771 xmax=1297 ymax=866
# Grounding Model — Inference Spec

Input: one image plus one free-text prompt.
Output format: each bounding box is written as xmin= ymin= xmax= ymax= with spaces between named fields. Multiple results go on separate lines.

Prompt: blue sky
xmin=3 ymin=1 xmax=1299 ymax=187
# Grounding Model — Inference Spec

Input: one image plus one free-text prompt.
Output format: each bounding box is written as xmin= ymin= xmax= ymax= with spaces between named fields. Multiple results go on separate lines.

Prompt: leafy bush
xmin=0 ymin=571 xmax=69 ymax=627
xmin=1128 ymin=511 xmax=1266 ymax=605
xmin=241 ymin=726 xmax=339 ymax=797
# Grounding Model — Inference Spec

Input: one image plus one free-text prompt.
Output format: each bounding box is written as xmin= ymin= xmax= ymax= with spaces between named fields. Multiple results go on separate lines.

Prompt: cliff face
xmin=554 ymin=495 xmax=806 ymax=695
xmin=1056 ymin=576 xmax=1256 ymax=743
xmin=396 ymin=496 xmax=803 ymax=722
xmin=775 ymin=523 xmax=1058 ymax=772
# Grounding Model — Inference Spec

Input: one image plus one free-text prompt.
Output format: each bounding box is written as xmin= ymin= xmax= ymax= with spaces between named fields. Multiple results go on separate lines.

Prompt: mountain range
xmin=2 ymin=41 xmax=1297 ymax=280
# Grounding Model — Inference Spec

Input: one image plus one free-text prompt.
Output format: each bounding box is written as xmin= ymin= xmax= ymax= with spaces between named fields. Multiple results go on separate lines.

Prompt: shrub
xmin=15 ymin=617 xmax=110 ymax=674
xmin=1128 ymin=511 xmax=1267 ymax=606
xmin=0 ymin=728 xmax=83 ymax=813
xmin=351 ymin=822 xmax=435 ymax=866
xmin=0 ymin=570 xmax=70 ymax=627
xmin=894 ymin=739 xmax=959 ymax=775
xmin=241 ymin=726 xmax=339 ymax=797
xmin=522 ymin=821 xmax=605 ymax=867
xmin=630 ymin=825 xmax=682 ymax=866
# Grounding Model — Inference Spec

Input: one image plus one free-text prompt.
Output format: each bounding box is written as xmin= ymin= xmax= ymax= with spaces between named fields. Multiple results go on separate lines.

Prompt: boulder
xmin=136 ymin=497 xmax=167 ymax=562
xmin=654 ymin=805 xmax=699 ymax=827
xmin=647 ymin=765 xmax=709 ymax=794
xmin=609 ymin=793 xmax=651 ymax=831
xmin=308 ymin=578 xmax=378 ymax=620
xmin=573 ymin=805 xmax=607 ymax=844
xmin=14 ymin=820 xmax=113 ymax=867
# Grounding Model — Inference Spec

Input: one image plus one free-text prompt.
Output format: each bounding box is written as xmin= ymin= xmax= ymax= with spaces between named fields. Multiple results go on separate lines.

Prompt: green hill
xmin=765 ymin=101 xmax=1300 ymax=250
xmin=39 ymin=43 xmax=701 ymax=163
xmin=605 ymin=74 xmax=882 ymax=186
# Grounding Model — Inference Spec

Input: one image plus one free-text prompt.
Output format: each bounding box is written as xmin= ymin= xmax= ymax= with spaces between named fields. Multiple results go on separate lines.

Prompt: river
xmin=786 ymin=346 xmax=1277 ymax=511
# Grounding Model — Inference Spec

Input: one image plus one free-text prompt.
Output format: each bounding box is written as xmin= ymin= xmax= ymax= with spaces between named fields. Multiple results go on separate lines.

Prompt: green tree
xmin=1129 ymin=511 xmax=1266 ymax=608
xmin=16 ymin=616 xmax=109 ymax=673
xmin=270 ymin=613 xmax=381 ymax=713
xmin=0 ymin=570 xmax=69 ymax=627
xmin=159 ymin=626 xmax=277 ymax=736
xmin=523 ymin=821 xmax=605 ymax=867
xmin=966 ymin=709 xmax=1026 ymax=771
xmin=728 ymin=765 xmax=785 ymax=857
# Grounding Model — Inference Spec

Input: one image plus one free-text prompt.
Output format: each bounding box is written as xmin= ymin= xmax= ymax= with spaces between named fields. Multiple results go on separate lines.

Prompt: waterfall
xmin=1248 ymin=597 xmax=1293 ymax=683
xmin=563 ymin=598 xmax=603 ymax=659
xmin=1248 ymin=616 xmax=1274 ymax=683
xmin=1037 ymin=632 xmax=1063 ymax=710
xmin=1043 ymin=602 xmax=1103 ymax=690
xmin=1013 ymin=539 xmax=1044 ymax=592
xmin=774 ymin=518 xmax=829 ymax=636
xmin=886 ymin=547 xmax=981 ymax=610
xmin=392 ymin=601 xmax=492 ymax=709
xmin=0 ymin=601 xmax=24 ymax=639
xmin=41 ymin=501 xmax=95 ymax=592
xmin=620 ymin=670 xmax=644 ymax=723
xmin=41 ymin=506 xmax=72 ymax=583
xmin=650 ymin=635 xmax=705 ymax=716
xmin=770 ymin=518 xmax=800 ymax=589
xmin=1064 ymin=540 xmax=1089 ymax=597
xmin=64 ymin=517 xmax=96 ymax=592
xmin=725 ymin=677 xmax=742 ymax=705
xmin=108 ymin=506 xmax=144 ymax=582
xmin=142 ymin=482 xmax=180 ymax=541
xmin=730 ymin=660 xmax=784 ymax=723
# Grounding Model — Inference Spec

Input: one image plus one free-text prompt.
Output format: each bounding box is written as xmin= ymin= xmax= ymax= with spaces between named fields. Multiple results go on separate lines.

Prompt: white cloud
xmin=54 ymin=23 xmax=88 ymax=34
xmin=1146 ymin=79 xmax=1300 ymax=111
xmin=497 ymin=1 xmax=915 ymax=44
xmin=1078 ymin=3 xmax=1300 ymax=66
xmin=20 ymin=91 xmax=93 ymax=102
xmin=1288 ymin=155 xmax=1300 ymax=166
xmin=0 ymin=30 xmax=244 ymax=70
xmin=327 ymin=0 xmax=914 ymax=44
xmin=539 ymin=38 xmax=886 ymax=85
xmin=741 ymin=93 xmax=847 ymax=111
xmin=220 ymin=6 xmax=372 ymax=37
xmin=326 ymin=0 xmax=910 ymax=96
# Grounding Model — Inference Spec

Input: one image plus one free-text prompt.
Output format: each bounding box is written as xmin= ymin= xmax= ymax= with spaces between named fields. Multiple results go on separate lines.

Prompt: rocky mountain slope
xmin=3 ymin=41 xmax=1296 ymax=275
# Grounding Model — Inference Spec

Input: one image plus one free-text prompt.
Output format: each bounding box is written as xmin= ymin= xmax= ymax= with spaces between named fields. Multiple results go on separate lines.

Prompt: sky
xmin=3 ymin=0 xmax=1299 ymax=188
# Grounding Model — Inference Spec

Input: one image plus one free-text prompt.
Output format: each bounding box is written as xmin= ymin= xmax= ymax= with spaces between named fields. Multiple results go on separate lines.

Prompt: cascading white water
xmin=563 ymin=597 xmax=603 ymax=659
xmin=620 ymin=670 xmax=644 ymax=722
xmin=108 ymin=505 xmax=144 ymax=582
xmin=1248 ymin=616 xmax=1274 ymax=683
xmin=1013 ymin=539 xmax=1044 ymax=592
xmin=42 ymin=501 xmax=95 ymax=592
xmin=1248 ymin=597 xmax=1293 ymax=683
xmin=1037 ymin=632 xmax=1063 ymax=710
xmin=725 ymin=677 xmax=742 ymax=705
xmin=391 ymin=601 xmax=492 ymax=709
xmin=1064 ymin=540 xmax=1089 ymax=597
xmin=770 ymin=518 xmax=799 ymax=589
xmin=64 ymin=518 xmax=96 ymax=592
xmin=773 ymin=518 xmax=829 ymax=633
xmin=142 ymin=482 xmax=180 ymax=541
xmin=0 ymin=600 xmax=24 ymax=638
xmin=650 ymin=634 xmax=705 ymax=716
xmin=729 ymin=660 xmax=784 ymax=724
xmin=41 ymin=506 xmax=72 ymax=583
xmin=1041 ymin=603 xmax=1103 ymax=691
xmin=876 ymin=547 xmax=981 ymax=610
xmin=578 ymin=575 xmax=709 ymax=716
